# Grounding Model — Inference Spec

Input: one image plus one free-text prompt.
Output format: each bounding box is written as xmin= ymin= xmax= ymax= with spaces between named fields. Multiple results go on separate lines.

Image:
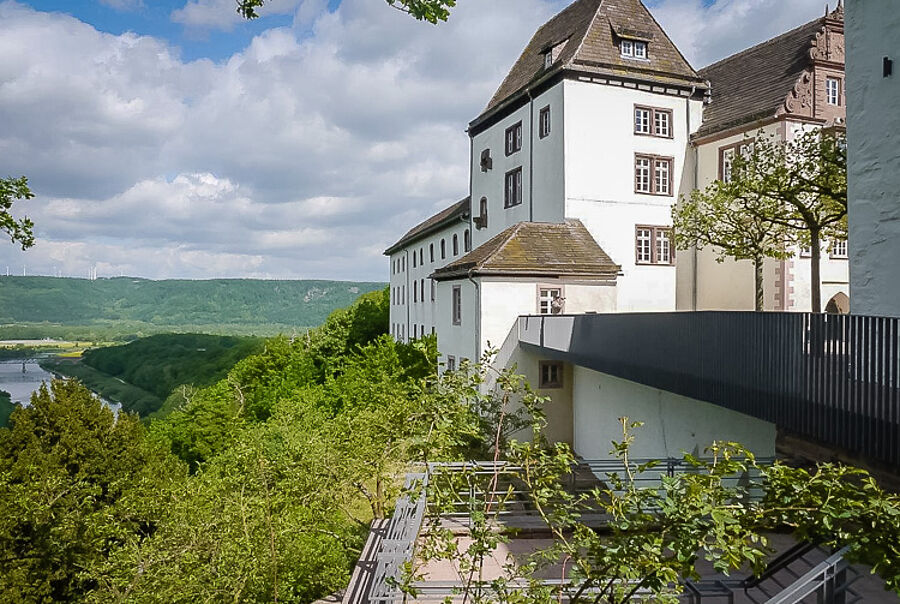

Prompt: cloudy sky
xmin=1 ymin=0 xmax=832 ymax=282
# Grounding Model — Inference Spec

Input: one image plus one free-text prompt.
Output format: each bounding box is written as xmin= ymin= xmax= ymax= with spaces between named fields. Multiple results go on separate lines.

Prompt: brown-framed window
xmin=505 ymin=167 xmax=523 ymax=208
xmin=539 ymin=105 xmax=551 ymax=138
xmin=635 ymin=226 xmax=674 ymax=265
xmin=539 ymin=361 xmax=564 ymax=389
xmin=634 ymin=106 xmax=672 ymax=138
xmin=505 ymin=121 xmax=523 ymax=156
xmin=634 ymin=155 xmax=673 ymax=195
xmin=718 ymin=139 xmax=754 ymax=183
xmin=826 ymin=77 xmax=842 ymax=106
xmin=452 ymin=285 xmax=462 ymax=325
xmin=538 ymin=286 xmax=564 ymax=315
xmin=830 ymin=239 xmax=848 ymax=259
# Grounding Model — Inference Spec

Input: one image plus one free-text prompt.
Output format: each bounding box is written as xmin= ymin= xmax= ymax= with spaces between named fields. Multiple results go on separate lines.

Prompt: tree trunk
xmin=754 ymin=256 xmax=765 ymax=312
xmin=810 ymin=228 xmax=822 ymax=313
xmin=375 ymin=476 xmax=384 ymax=519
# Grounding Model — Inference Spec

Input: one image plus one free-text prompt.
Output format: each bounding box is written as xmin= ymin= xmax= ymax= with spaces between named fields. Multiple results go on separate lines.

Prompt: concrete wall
xmin=563 ymin=79 xmax=703 ymax=312
xmin=571 ymin=366 xmax=777 ymax=460
xmin=846 ymin=0 xmax=900 ymax=317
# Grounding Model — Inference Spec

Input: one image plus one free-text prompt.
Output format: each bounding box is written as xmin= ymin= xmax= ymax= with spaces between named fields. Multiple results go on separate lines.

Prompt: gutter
xmin=527 ymin=88 xmax=535 ymax=222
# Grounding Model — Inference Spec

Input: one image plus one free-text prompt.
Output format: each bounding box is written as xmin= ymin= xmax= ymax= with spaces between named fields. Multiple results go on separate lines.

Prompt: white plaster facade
xmin=388 ymin=214 xmax=470 ymax=343
xmin=846 ymin=0 xmax=900 ymax=317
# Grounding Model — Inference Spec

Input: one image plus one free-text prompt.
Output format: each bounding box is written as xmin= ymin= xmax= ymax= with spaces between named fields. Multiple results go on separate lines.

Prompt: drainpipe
xmin=687 ymin=85 xmax=699 ymax=311
xmin=468 ymin=268 xmax=481 ymax=362
xmin=405 ymin=249 xmax=411 ymax=341
xmin=527 ymin=89 xmax=535 ymax=222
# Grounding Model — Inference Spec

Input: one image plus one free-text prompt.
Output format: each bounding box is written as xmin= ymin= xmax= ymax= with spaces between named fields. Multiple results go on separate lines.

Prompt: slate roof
xmin=384 ymin=198 xmax=470 ymax=255
xmin=695 ymin=18 xmax=826 ymax=139
xmin=432 ymin=219 xmax=620 ymax=281
xmin=475 ymin=0 xmax=706 ymax=126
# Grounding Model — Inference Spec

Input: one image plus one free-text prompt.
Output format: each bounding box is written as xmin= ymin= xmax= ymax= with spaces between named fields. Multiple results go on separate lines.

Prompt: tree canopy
xmin=0 ymin=176 xmax=34 ymax=250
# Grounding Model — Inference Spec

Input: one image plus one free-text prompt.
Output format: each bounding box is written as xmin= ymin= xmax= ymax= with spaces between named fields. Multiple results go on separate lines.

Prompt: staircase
xmin=685 ymin=543 xmax=862 ymax=604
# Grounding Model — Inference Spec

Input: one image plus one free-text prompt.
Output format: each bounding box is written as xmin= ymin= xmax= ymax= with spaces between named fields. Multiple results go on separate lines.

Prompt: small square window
xmin=621 ymin=39 xmax=647 ymax=59
xmin=539 ymin=361 xmax=564 ymax=389
xmin=538 ymin=287 xmax=564 ymax=315
xmin=539 ymin=106 xmax=551 ymax=139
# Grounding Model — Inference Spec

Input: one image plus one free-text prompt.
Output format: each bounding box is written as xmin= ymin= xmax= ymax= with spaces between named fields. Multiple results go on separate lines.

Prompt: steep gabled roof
xmin=384 ymin=198 xmax=470 ymax=255
xmin=476 ymin=0 xmax=706 ymax=126
xmin=432 ymin=219 xmax=620 ymax=281
xmin=695 ymin=13 xmax=837 ymax=139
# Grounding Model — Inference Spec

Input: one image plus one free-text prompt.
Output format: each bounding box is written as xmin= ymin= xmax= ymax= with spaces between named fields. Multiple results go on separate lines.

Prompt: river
xmin=0 ymin=359 xmax=120 ymax=412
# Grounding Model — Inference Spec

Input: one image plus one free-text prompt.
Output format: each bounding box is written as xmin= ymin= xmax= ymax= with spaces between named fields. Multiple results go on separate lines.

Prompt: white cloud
xmin=0 ymin=0 xmax=840 ymax=281
xmin=648 ymin=0 xmax=830 ymax=68
xmin=99 ymin=0 xmax=145 ymax=11
xmin=171 ymin=0 xmax=305 ymax=31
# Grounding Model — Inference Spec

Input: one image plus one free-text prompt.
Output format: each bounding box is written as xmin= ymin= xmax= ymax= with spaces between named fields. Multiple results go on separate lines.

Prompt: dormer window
xmin=621 ymin=39 xmax=648 ymax=59
xmin=544 ymin=51 xmax=553 ymax=69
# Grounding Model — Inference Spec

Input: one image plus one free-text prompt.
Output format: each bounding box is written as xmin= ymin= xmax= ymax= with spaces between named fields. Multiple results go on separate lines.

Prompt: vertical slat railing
xmin=518 ymin=312 xmax=900 ymax=469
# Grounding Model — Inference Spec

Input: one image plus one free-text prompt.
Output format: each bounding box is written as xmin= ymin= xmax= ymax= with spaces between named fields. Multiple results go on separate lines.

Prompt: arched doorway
xmin=824 ymin=292 xmax=850 ymax=314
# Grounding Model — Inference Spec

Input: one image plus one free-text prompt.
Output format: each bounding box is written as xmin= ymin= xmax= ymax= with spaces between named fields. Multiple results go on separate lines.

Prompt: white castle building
xmin=386 ymin=0 xmax=849 ymax=376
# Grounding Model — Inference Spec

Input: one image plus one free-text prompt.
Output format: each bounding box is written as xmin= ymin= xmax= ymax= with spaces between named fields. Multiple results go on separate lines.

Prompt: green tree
xmin=1 ymin=176 xmax=35 ymax=249
xmin=0 ymin=380 xmax=185 ymax=602
xmin=237 ymin=0 xmax=456 ymax=23
xmin=673 ymin=161 xmax=791 ymax=310
xmin=723 ymin=130 xmax=847 ymax=313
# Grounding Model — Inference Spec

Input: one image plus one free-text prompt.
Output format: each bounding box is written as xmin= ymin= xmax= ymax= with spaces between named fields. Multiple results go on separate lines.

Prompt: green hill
xmin=42 ymin=334 xmax=265 ymax=417
xmin=0 ymin=276 xmax=386 ymax=340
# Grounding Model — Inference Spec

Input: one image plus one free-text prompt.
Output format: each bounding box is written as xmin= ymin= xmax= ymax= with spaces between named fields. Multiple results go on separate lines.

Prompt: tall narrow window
xmin=452 ymin=234 xmax=459 ymax=256
xmin=635 ymin=228 xmax=653 ymax=264
xmin=447 ymin=356 xmax=456 ymax=372
xmin=452 ymin=285 xmax=462 ymax=325
xmin=539 ymin=106 xmax=551 ymax=138
xmin=538 ymin=287 xmax=563 ymax=315
xmin=412 ymin=253 xmax=417 ymax=268
xmin=505 ymin=121 xmax=523 ymax=156
xmin=505 ymin=167 xmax=523 ymax=208
xmin=635 ymin=155 xmax=673 ymax=195
xmin=421 ymin=279 xmax=425 ymax=301
xmin=430 ymin=279 xmax=435 ymax=302
xmin=475 ymin=197 xmax=488 ymax=229
xmin=830 ymin=239 xmax=848 ymax=258
xmin=826 ymin=77 xmax=841 ymax=105
xmin=413 ymin=282 xmax=417 ymax=303
xmin=634 ymin=107 xmax=650 ymax=134
xmin=430 ymin=243 xmax=434 ymax=263
xmin=719 ymin=140 xmax=755 ymax=183
xmin=464 ymin=229 xmax=471 ymax=252
xmin=636 ymin=226 xmax=674 ymax=265
xmin=441 ymin=239 xmax=446 ymax=259
xmin=419 ymin=248 xmax=424 ymax=265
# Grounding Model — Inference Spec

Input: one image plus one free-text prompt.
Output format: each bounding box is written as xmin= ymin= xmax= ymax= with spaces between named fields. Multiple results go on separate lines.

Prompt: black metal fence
xmin=518 ymin=312 xmax=900 ymax=469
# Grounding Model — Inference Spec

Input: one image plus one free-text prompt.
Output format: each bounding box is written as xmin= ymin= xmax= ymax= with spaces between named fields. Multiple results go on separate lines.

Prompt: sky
xmin=0 ymin=0 xmax=833 ymax=282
